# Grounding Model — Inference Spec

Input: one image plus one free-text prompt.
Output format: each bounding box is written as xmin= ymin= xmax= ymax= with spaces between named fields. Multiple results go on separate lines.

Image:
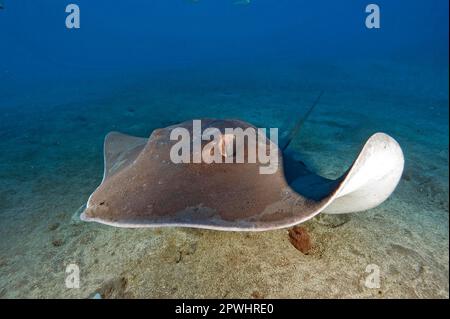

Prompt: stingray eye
xmin=219 ymin=133 xmax=235 ymax=158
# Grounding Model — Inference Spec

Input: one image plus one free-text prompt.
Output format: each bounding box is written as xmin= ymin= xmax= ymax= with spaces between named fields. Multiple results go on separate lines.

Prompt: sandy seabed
xmin=0 ymin=62 xmax=448 ymax=298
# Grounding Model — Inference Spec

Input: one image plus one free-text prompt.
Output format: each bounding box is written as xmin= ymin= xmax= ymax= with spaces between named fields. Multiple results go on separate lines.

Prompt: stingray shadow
xmin=282 ymin=151 xmax=339 ymax=202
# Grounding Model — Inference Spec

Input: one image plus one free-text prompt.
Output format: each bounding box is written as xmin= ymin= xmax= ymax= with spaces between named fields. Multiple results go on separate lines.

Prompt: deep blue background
xmin=1 ymin=0 xmax=448 ymax=82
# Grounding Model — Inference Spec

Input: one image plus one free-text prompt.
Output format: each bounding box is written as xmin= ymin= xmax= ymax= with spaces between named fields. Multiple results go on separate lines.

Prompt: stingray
xmin=80 ymin=115 xmax=404 ymax=231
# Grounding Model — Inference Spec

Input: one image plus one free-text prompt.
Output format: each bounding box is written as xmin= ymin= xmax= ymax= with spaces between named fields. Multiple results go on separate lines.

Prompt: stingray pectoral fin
xmin=323 ymin=133 xmax=404 ymax=214
xmin=103 ymin=131 xmax=148 ymax=181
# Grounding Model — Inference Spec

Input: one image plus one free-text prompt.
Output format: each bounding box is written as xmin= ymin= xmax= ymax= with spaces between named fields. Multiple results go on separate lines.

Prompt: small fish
xmin=234 ymin=0 xmax=251 ymax=5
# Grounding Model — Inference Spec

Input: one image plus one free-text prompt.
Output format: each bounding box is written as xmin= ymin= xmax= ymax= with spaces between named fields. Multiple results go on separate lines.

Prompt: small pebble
xmin=288 ymin=226 xmax=312 ymax=254
xmin=251 ymin=291 xmax=264 ymax=299
xmin=52 ymin=238 xmax=64 ymax=247
xmin=48 ymin=223 xmax=60 ymax=231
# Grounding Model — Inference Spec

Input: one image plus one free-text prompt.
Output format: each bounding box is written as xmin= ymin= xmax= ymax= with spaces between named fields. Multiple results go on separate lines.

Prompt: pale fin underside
xmin=322 ymin=132 xmax=404 ymax=214
xmin=288 ymin=132 xmax=404 ymax=215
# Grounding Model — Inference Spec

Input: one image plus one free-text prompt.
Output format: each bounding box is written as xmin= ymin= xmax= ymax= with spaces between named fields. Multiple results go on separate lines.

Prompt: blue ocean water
xmin=0 ymin=1 xmax=448 ymax=298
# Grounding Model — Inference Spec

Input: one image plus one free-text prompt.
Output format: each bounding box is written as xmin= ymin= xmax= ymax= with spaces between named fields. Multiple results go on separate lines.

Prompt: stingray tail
xmin=281 ymin=90 xmax=324 ymax=152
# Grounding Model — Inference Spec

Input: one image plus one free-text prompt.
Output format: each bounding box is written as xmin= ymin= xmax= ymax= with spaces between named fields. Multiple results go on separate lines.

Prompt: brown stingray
xmin=80 ymin=119 xmax=404 ymax=231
